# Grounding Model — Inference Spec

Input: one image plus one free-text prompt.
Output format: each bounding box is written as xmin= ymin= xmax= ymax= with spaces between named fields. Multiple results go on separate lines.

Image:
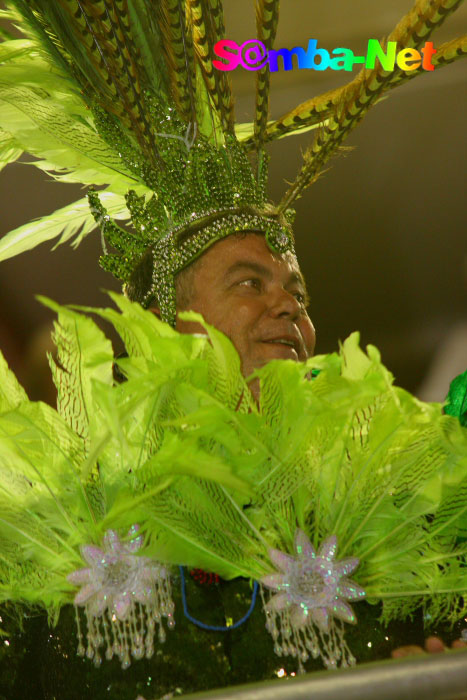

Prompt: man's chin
xmin=243 ymin=348 xmax=300 ymax=377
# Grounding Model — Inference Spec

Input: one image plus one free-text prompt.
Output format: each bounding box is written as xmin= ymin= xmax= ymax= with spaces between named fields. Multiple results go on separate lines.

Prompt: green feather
xmin=178 ymin=310 xmax=251 ymax=411
xmin=127 ymin=0 xmax=170 ymax=97
xmin=0 ymin=192 xmax=129 ymax=262
xmin=0 ymin=59 xmax=142 ymax=190
xmin=0 ymin=127 xmax=22 ymax=173
xmin=3 ymin=2 xmax=72 ymax=76
xmin=39 ymin=297 xmax=114 ymax=452
xmin=0 ymin=296 xmax=466 ymax=636
xmin=0 ymin=351 xmax=27 ymax=412
xmin=0 ymin=37 xmax=35 ymax=62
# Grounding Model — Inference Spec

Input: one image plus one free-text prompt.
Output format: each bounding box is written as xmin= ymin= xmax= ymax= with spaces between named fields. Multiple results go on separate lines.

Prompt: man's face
xmin=174 ymin=233 xmax=316 ymax=378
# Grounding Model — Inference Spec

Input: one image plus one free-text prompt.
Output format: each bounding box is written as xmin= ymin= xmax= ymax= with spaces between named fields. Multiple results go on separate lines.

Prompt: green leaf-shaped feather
xmin=0 ymin=127 xmax=22 ymax=172
xmin=0 ymin=350 xmax=27 ymax=412
xmin=0 ymin=192 xmax=129 ymax=262
xmin=38 ymin=298 xmax=114 ymax=453
xmin=0 ymin=296 xmax=466 ymax=629
xmin=0 ymin=49 xmax=142 ymax=190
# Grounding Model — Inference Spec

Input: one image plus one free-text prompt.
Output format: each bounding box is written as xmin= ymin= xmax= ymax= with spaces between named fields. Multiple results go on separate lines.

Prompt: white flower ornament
xmin=261 ymin=530 xmax=366 ymax=669
xmin=68 ymin=525 xmax=174 ymax=669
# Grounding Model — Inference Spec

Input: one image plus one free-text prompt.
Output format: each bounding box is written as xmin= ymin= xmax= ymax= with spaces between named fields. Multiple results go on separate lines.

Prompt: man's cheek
xmin=233 ymin=301 xmax=257 ymax=324
xmin=302 ymin=320 xmax=316 ymax=356
xmin=175 ymin=316 xmax=207 ymax=335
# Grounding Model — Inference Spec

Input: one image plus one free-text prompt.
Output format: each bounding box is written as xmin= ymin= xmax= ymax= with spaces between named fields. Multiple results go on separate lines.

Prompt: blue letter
xmin=268 ymin=46 xmax=308 ymax=72
xmin=300 ymin=39 xmax=330 ymax=71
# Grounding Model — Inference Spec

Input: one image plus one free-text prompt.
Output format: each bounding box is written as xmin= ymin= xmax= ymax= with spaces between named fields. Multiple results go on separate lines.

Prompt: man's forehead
xmin=201 ymin=232 xmax=302 ymax=279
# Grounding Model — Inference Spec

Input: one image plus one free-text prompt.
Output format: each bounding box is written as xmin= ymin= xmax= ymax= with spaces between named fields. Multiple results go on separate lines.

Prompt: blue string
xmin=179 ymin=566 xmax=258 ymax=631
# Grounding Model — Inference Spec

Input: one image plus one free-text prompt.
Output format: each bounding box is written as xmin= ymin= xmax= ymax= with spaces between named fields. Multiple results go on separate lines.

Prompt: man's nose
xmin=268 ymin=286 xmax=302 ymax=318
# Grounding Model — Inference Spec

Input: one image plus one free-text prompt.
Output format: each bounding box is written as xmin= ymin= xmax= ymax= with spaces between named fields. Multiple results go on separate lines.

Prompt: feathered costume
xmin=0 ymin=1 xmax=466 ymax=697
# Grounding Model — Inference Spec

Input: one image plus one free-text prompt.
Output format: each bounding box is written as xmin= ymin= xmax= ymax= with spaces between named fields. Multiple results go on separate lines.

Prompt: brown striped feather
xmin=278 ymin=0 xmax=465 ymax=211
xmin=158 ymin=0 xmax=196 ymax=123
xmin=56 ymin=0 xmax=160 ymax=163
xmin=254 ymin=0 xmax=279 ymax=146
xmin=188 ymin=0 xmax=233 ymax=133
xmin=207 ymin=0 xmax=234 ymax=131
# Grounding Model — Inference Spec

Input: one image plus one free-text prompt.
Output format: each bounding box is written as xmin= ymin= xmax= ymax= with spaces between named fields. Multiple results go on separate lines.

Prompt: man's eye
xmin=239 ymin=278 xmax=261 ymax=290
xmin=293 ymin=291 xmax=306 ymax=305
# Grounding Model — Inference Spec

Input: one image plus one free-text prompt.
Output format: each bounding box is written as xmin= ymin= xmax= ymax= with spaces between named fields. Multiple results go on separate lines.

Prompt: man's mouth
xmin=264 ymin=338 xmax=295 ymax=348
xmin=261 ymin=336 xmax=301 ymax=358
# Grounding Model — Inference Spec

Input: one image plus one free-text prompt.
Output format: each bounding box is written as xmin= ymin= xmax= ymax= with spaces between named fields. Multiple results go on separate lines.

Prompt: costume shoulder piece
xmin=0 ymin=296 xmax=466 ymax=670
xmin=0 ymin=0 xmax=465 ymax=323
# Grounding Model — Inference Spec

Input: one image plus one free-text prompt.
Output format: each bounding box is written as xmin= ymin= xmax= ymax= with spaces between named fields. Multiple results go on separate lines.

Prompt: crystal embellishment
xmin=67 ymin=526 xmax=174 ymax=669
xmin=261 ymin=530 xmax=366 ymax=669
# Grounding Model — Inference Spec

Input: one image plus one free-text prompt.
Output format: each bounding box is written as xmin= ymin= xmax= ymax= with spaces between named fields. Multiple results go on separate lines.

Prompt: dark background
xmin=0 ymin=0 xmax=466 ymax=402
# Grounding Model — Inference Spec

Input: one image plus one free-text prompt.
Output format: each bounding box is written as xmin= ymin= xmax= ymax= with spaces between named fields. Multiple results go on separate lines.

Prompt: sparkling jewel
xmin=261 ymin=530 xmax=365 ymax=670
xmin=68 ymin=525 xmax=174 ymax=669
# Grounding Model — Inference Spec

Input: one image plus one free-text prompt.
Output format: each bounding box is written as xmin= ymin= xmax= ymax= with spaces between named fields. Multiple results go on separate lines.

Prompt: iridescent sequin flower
xmin=67 ymin=525 xmax=174 ymax=669
xmin=261 ymin=530 xmax=365 ymax=669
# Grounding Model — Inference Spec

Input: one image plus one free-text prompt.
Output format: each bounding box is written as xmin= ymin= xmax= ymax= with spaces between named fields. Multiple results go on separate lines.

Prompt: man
xmin=138 ymin=231 xmax=466 ymax=661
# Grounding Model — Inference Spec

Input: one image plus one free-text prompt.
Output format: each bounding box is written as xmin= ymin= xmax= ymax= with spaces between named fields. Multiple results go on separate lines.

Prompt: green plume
xmin=0 ymin=297 xmax=466 ymax=631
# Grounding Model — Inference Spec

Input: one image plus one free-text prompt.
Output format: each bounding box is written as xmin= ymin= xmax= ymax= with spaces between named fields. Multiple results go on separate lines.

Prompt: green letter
xmin=330 ymin=48 xmax=355 ymax=71
xmin=365 ymin=39 xmax=397 ymax=71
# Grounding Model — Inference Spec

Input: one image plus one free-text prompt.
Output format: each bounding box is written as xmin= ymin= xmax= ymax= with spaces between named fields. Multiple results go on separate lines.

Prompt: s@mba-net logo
xmin=213 ymin=38 xmax=437 ymax=73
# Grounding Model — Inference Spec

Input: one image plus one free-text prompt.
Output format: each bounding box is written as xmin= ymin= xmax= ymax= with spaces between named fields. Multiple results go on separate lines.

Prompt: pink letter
xmin=213 ymin=40 xmax=241 ymax=71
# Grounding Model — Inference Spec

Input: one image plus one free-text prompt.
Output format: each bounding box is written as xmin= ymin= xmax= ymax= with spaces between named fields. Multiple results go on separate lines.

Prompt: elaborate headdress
xmin=0 ymin=0 xmax=465 ymax=324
